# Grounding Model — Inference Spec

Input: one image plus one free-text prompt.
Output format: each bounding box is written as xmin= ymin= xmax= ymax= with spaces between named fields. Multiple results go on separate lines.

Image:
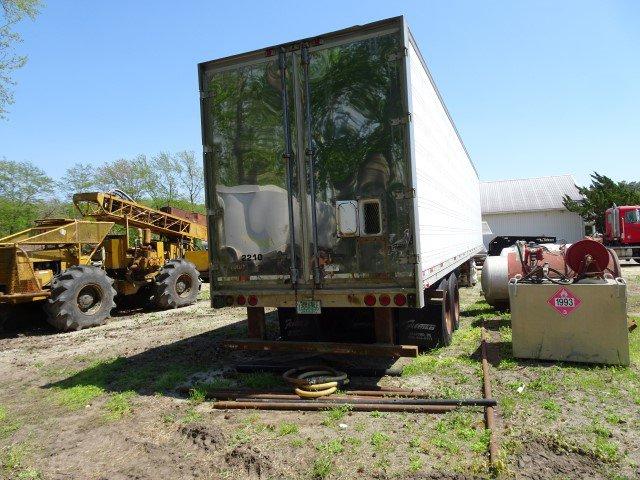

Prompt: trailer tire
xmin=436 ymin=278 xmax=454 ymax=346
xmin=45 ymin=265 xmax=116 ymax=331
xmin=448 ymin=273 xmax=460 ymax=330
xmin=153 ymin=259 xmax=201 ymax=309
xmin=397 ymin=280 xmax=454 ymax=351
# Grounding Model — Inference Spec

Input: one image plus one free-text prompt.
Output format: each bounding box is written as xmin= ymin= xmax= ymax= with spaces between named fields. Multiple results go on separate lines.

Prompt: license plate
xmin=296 ymin=300 xmax=321 ymax=315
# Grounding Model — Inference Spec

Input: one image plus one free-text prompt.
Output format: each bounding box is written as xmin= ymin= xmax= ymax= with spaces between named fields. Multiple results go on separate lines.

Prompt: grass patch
xmin=290 ymin=438 xmax=305 ymax=448
xmin=278 ymin=422 xmax=299 ymax=436
xmin=402 ymin=355 xmax=473 ymax=382
xmin=370 ymin=431 xmax=390 ymax=450
xmin=188 ymin=388 xmax=206 ymax=405
xmin=104 ymin=391 xmax=136 ymax=420
xmin=1 ymin=442 xmax=40 ymax=479
xmin=0 ymin=406 xmax=21 ymax=439
xmin=550 ymin=433 xmax=620 ymax=463
xmin=541 ymin=399 xmax=561 ymax=413
xmin=238 ymin=372 xmax=282 ymax=389
xmin=49 ymin=357 xmax=204 ymax=399
xmin=311 ymin=455 xmax=333 ymax=479
xmin=322 ymin=404 xmax=352 ymax=426
xmin=180 ymin=408 xmax=203 ymax=424
xmin=317 ymin=439 xmax=344 ymax=455
xmin=408 ymin=454 xmax=423 ymax=472
xmin=55 ymin=384 xmax=104 ymax=410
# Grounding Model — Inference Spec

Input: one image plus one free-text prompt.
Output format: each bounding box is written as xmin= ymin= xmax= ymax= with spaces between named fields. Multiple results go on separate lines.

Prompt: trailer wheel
xmin=45 ymin=265 xmax=116 ymax=331
xmin=397 ymin=279 xmax=454 ymax=351
xmin=448 ymin=273 xmax=460 ymax=330
xmin=436 ymin=278 xmax=454 ymax=346
xmin=154 ymin=259 xmax=201 ymax=309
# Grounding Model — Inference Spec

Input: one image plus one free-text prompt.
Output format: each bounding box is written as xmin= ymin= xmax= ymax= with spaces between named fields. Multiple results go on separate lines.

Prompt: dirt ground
xmin=1 ymin=265 xmax=639 ymax=479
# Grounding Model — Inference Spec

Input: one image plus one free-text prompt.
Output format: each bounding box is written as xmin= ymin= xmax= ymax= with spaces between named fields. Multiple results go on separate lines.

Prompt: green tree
xmin=59 ymin=162 xmax=101 ymax=199
xmin=96 ymin=156 xmax=155 ymax=201
xmin=176 ymin=150 xmax=203 ymax=207
xmin=1 ymin=0 xmax=41 ymax=118
xmin=563 ymin=172 xmax=640 ymax=233
xmin=0 ymin=157 xmax=54 ymax=235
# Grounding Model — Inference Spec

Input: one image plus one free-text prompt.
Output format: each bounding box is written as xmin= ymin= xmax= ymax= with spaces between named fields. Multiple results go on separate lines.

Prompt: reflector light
xmin=236 ymin=295 xmax=246 ymax=306
xmin=379 ymin=294 xmax=391 ymax=306
xmin=248 ymin=295 xmax=258 ymax=306
xmin=364 ymin=294 xmax=376 ymax=307
xmin=394 ymin=294 xmax=407 ymax=306
xmin=225 ymin=295 xmax=234 ymax=306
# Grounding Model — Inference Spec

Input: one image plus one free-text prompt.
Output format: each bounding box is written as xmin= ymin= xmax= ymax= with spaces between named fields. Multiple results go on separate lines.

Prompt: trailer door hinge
xmin=203 ymin=145 xmax=213 ymax=154
xmin=387 ymin=48 xmax=407 ymax=61
xmin=391 ymin=114 xmax=411 ymax=126
xmin=200 ymin=91 xmax=214 ymax=100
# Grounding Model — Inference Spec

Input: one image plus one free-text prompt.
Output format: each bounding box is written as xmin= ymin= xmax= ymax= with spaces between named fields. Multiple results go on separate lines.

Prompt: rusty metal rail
xmin=481 ymin=323 xmax=500 ymax=469
xmin=211 ymin=400 xmax=457 ymax=413
xmin=221 ymin=339 xmax=419 ymax=357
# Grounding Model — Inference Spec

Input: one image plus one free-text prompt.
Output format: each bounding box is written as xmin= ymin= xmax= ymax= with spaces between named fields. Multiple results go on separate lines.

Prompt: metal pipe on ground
xmin=211 ymin=400 xmax=456 ymax=413
xmin=481 ymin=324 xmax=500 ymax=468
xmin=233 ymin=396 xmax=494 ymax=407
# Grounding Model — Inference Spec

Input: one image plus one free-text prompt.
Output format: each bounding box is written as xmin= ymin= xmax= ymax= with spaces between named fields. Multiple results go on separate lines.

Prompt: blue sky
xmin=1 ymin=1 xmax=638 ymax=186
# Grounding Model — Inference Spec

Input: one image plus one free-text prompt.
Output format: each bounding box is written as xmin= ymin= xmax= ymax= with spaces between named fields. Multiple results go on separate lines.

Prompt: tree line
xmin=0 ymin=151 xmax=204 ymax=237
xmin=563 ymin=172 xmax=640 ymax=233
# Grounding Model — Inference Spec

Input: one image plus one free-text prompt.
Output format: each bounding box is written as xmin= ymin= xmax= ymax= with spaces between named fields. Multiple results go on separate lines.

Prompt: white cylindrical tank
xmin=481 ymin=255 xmax=510 ymax=307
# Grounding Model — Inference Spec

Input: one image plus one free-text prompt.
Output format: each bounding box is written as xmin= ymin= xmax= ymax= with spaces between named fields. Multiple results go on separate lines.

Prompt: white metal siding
xmin=407 ymin=39 xmax=483 ymax=289
xmin=482 ymin=210 xmax=585 ymax=249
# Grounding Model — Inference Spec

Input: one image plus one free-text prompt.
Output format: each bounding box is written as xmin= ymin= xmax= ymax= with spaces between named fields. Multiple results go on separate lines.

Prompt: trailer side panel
xmin=406 ymin=33 xmax=483 ymax=289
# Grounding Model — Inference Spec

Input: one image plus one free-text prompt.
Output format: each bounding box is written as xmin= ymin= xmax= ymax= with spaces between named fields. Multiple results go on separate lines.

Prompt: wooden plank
xmin=246 ymin=307 xmax=266 ymax=339
xmin=221 ymin=338 xmax=418 ymax=358
xmin=374 ymin=307 xmax=395 ymax=344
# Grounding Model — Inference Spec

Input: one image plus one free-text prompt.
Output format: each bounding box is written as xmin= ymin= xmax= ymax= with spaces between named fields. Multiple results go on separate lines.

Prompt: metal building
xmin=481 ymin=175 xmax=585 ymax=250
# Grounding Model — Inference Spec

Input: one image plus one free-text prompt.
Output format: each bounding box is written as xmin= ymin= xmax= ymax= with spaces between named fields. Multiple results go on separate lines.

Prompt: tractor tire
xmin=153 ymin=259 xmax=201 ymax=309
xmin=45 ymin=265 xmax=116 ymax=332
xmin=448 ymin=272 xmax=460 ymax=330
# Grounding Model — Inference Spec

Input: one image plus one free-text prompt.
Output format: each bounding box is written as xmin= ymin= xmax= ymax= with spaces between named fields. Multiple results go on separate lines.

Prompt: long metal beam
xmin=221 ymin=338 xmax=419 ymax=357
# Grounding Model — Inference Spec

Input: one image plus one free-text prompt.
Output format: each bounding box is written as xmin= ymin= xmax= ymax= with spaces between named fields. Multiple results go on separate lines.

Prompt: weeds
xmin=409 ymin=454 xmax=423 ymax=472
xmin=317 ymin=439 xmax=344 ymax=455
xmin=188 ymin=388 xmax=206 ymax=405
xmin=370 ymin=431 xmax=390 ymax=450
xmin=311 ymin=455 xmax=332 ymax=479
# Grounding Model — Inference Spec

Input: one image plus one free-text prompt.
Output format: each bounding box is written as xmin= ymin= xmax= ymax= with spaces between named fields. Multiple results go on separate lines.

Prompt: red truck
xmin=604 ymin=205 xmax=640 ymax=262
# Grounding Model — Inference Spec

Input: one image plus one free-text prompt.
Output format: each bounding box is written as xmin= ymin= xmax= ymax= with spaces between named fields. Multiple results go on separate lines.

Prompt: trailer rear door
xmin=200 ymin=18 xmax=417 ymax=292
xmin=297 ymin=29 xmax=415 ymax=289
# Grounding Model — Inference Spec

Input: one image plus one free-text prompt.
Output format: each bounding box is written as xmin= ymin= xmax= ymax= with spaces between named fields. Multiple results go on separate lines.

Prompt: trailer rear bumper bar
xmin=221 ymin=338 xmax=419 ymax=358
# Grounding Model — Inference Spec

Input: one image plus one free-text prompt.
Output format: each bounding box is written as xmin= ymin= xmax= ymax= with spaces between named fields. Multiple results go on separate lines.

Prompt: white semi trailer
xmin=198 ymin=16 xmax=482 ymax=354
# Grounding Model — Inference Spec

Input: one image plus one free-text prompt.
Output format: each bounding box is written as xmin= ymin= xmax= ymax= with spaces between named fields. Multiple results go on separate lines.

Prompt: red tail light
xmin=236 ymin=295 xmax=246 ymax=306
xmin=379 ymin=294 xmax=391 ymax=306
xmin=247 ymin=295 xmax=258 ymax=306
xmin=364 ymin=294 xmax=376 ymax=307
xmin=394 ymin=294 xmax=407 ymax=306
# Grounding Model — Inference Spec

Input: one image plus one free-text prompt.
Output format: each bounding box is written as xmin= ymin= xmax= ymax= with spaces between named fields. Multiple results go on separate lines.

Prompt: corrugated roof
xmin=481 ymin=174 xmax=582 ymax=214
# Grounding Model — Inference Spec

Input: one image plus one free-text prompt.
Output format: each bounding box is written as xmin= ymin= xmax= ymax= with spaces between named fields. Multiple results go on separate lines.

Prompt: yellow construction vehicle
xmin=0 ymin=191 xmax=209 ymax=331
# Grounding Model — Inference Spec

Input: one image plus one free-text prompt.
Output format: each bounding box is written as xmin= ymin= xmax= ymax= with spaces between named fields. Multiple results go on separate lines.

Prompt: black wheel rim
xmin=175 ymin=273 xmax=193 ymax=298
xmin=77 ymin=284 xmax=103 ymax=315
